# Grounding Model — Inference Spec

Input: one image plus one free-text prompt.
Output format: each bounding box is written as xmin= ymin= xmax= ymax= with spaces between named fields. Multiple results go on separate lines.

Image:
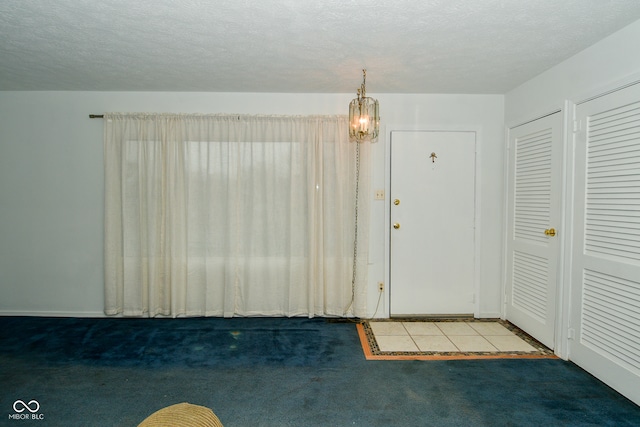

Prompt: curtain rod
xmin=89 ymin=114 xmax=104 ymax=118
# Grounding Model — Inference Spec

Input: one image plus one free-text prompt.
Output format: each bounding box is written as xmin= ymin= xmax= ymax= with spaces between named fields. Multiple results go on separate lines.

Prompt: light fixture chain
xmin=346 ymin=140 xmax=360 ymax=316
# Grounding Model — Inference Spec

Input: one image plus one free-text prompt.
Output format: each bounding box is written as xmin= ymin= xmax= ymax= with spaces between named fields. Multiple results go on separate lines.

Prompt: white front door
xmin=389 ymin=130 xmax=476 ymax=316
xmin=569 ymin=82 xmax=640 ymax=406
xmin=505 ymin=113 xmax=563 ymax=349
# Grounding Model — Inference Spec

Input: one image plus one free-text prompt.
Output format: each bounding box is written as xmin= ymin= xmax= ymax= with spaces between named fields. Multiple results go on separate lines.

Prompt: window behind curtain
xmin=104 ymin=114 xmax=370 ymax=318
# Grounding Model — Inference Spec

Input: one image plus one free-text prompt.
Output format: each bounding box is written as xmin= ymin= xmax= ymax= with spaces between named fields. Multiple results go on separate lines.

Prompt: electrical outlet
xmin=375 ymin=189 xmax=385 ymax=200
xmin=378 ymin=282 xmax=384 ymax=292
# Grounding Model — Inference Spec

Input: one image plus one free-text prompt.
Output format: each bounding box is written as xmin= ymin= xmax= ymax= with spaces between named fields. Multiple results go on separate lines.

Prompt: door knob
xmin=544 ymin=228 xmax=556 ymax=237
xmin=394 ymin=199 xmax=400 ymax=205
xmin=393 ymin=223 xmax=400 ymax=229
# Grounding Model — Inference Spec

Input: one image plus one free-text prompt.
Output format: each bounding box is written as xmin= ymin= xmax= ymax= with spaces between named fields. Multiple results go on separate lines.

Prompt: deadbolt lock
xmin=394 ymin=199 xmax=400 ymax=205
xmin=544 ymin=228 xmax=556 ymax=237
xmin=393 ymin=223 xmax=400 ymax=229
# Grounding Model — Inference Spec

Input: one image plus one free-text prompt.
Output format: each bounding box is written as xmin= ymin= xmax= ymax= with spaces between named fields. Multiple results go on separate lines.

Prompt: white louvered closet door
xmin=505 ymin=112 xmax=563 ymax=349
xmin=570 ymin=83 xmax=640 ymax=406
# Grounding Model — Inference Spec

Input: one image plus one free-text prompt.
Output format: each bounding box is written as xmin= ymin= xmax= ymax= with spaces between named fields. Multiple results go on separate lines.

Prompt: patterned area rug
xmin=357 ymin=319 xmax=557 ymax=360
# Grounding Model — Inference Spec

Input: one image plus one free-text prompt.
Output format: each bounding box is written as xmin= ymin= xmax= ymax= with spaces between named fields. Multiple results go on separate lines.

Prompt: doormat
xmin=357 ymin=319 xmax=557 ymax=360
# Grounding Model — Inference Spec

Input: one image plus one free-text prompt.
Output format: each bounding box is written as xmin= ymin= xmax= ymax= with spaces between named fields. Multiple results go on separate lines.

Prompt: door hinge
xmin=568 ymin=328 xmax=575 ymax=340
xmin=573 ymin=120 xmax=582 ymax=133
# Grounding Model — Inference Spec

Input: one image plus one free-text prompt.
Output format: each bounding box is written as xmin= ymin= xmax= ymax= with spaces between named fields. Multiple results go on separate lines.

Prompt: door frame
xmin=503 ymin=106 xmax=572 ymax=359
xmin=566 ymin=82 xmax=640 ymax=406
xmin=503 ymin=110 xmax=566 ymax=351
xmin=560 ymin=75 xmax=640 ymax=362
xmin=384 ymin=125 xmax=483 ymax=318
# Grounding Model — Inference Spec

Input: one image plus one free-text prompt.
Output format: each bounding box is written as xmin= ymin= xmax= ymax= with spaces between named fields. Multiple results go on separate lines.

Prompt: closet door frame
xmin=503 ymin=105 xmax=573 ymax=358
xmin=567 ymin=82 xmax=640 ymax=406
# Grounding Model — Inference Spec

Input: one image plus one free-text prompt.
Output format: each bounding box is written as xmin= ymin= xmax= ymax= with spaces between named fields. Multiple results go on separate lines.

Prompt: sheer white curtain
xmin=104 ymin=113 xmax=370 ymax=318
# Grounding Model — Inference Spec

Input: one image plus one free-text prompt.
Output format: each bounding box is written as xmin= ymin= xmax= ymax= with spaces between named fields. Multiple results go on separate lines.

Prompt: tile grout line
xmin=401 ymin=323 xmax=417 ymax=351
xmin=434 ymin=322 xmax=464 ymax=352
xmin=403 ymin=322 xmax=430 ymax=353
xmin=404 ymin=321 xmax=465 ymax=353
xmin=434 ymin=322 xmax=477 ymax=352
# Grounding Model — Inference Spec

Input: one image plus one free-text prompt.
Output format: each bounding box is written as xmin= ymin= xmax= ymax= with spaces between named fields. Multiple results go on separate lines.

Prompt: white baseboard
xmin=0 ymin=310 xmax=506 ymax=320
xmin=0 ymin=310 xmax=106 ymax=318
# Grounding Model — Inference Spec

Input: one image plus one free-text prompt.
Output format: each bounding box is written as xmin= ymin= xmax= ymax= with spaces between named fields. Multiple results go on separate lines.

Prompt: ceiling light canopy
xmin=349 ymin=69 xmax=380 ymax=142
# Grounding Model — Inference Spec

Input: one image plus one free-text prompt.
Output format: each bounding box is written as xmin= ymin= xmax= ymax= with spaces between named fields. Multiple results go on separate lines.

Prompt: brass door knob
xmin=544 ymin=228 xmax=556 ymax=237
xmin=393 ymin=223 xmax=400 ymax=229
xmin=394 ymin=199 xmax=400 ymax=205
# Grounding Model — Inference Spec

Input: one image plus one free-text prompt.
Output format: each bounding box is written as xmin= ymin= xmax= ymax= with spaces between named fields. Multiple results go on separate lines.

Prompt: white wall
xmin=506 ymin=19 xmax=640 ymax=125
xmin=0 ymin=91 xmax=504 ymax=317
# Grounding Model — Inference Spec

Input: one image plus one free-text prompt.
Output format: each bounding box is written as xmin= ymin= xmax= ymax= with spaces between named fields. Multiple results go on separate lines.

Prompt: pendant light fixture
xmin=349 ymin=69 xmax=380 ymax=142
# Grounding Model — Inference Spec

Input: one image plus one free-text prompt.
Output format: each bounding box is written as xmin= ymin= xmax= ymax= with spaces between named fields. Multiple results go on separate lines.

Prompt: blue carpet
xmin=1 ymin=316 xmax=639 ymax=426
xmin=0 ymin=317 xmax=347 ymax=368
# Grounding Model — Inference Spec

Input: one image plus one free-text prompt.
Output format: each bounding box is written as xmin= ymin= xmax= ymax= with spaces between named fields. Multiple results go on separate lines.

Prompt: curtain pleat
xmin=104 ymin=114 xmax=370 ymax=318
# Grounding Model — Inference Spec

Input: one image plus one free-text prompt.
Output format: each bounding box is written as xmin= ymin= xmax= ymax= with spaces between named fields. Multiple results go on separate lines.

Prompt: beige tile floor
xmin=369 ymin=321 xmax=538 ymax=353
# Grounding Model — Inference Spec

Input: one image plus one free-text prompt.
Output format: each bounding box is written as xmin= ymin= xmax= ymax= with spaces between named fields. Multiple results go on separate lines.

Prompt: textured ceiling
xmin=2 ymin=0 xmax=640 ymax=93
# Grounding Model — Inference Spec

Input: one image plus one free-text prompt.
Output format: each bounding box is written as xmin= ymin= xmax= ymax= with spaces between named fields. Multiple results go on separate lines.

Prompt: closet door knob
xmin=393 ymin=223 xmax=400 ymax=229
